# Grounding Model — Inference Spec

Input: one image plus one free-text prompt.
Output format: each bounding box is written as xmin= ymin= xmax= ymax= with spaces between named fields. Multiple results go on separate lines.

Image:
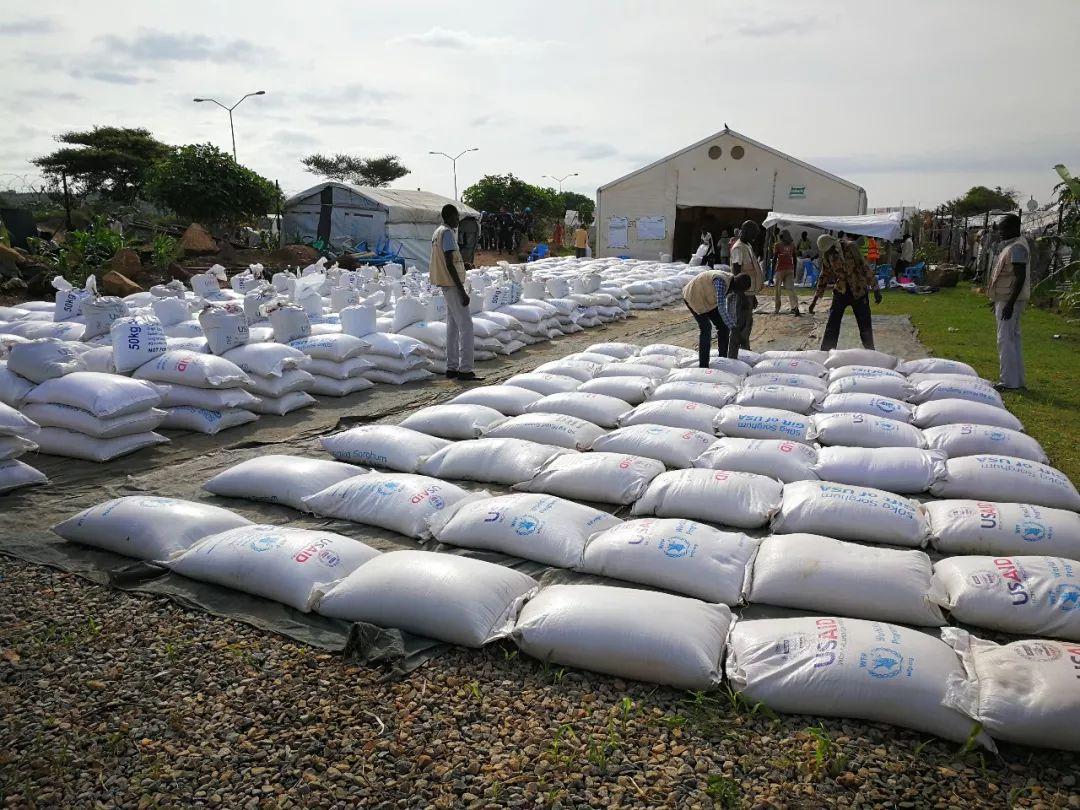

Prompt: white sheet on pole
xmin=763 ymin=211 xmax=904 ymax=241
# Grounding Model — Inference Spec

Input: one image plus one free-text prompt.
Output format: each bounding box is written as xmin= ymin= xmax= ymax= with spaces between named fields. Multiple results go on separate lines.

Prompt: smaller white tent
xmin=763 ymin=211 xmax=905 ymax=241
xmin=282 ymin=183 xmax=479 ymax=272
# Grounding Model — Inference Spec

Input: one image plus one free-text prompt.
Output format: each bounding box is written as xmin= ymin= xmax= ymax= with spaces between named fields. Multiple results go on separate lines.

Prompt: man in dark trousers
xmin=683 ymin=267 xmax=752 ymax=366
xmin=497 ymin=206 xmax=513 ymax=254
xmin=457 ymin=213 xmax=479 ymax=268
xmin=808 ymin=233 xmax=881 ymax=350
xmin=429 ymin=204 xmax=481 ymax=381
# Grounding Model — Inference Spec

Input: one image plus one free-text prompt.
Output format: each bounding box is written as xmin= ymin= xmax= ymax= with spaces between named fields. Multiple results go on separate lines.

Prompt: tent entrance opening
xmin=673 ymin=206 xmax=768 ymax=262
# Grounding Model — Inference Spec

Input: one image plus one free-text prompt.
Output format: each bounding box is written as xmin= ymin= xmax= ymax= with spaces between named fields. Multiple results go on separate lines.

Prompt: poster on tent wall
xmin=636 ymin=216 xmax=666 ymax=240
xmin=608 ymin=217 xmax=629 ymax=249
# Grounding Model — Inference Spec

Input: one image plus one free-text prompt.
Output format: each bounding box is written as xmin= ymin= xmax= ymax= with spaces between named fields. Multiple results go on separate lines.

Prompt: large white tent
xmin=763 ymin=211 xmax=905 ymax=241
xmin=595 ymin=127 xmax=867 ymax=261
xmin=282 ymin=183 xmax=479 ymax=272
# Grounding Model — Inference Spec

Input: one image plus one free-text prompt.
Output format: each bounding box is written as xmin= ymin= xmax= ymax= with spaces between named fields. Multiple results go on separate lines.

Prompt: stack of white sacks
xmin=0 ymin=400 xmax=46 ymax=493
xmin=51 ymin=338 xmax=1080 ymax=750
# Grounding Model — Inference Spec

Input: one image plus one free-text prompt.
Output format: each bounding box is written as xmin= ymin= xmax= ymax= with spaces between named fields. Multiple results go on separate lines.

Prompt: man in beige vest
xmin=430 ymin=204 xmax=480 ymax=381
xmin=987 ymin=214 xmax=1030 ymax=390
xmin=683 ymin=268 xmax=751 ymax=366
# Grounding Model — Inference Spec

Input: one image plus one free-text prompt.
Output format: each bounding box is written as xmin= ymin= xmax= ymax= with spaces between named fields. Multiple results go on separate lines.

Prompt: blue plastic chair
xmin=876 ymin=264 xmax=893 ymax=286
xmin=802 ymin=259 xmax=820 ymax=288
xmin=528 ymin=242 xmax=550 ymax=261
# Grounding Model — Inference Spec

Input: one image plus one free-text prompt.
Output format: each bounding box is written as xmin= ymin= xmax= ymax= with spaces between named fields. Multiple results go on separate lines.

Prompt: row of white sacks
xmin=42 ymin=339 xmax=1080 ymax=751
xmin=0 ymin=258 xmax=696 ymax=472
xmin=51 ymin=491 xmax=1078 ymax=751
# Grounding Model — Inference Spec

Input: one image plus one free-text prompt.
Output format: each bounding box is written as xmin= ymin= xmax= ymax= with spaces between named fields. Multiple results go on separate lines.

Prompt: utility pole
xmin=61 ymin=172 xmax=72 ymax=231
xmin=429 ymin=148 xmax=479 ymax=200
xmin=193 ymin=91 xmax=267 ymax=161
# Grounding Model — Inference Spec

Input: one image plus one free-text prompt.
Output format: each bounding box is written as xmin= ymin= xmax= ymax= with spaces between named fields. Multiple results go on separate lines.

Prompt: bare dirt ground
xmin=3 ymin=305 xmax=1077 ymax=809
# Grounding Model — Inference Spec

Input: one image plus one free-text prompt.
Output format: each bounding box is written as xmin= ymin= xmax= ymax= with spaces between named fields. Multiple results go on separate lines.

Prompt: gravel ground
xmin=3 ymin=559 xmax=1078 ymax=809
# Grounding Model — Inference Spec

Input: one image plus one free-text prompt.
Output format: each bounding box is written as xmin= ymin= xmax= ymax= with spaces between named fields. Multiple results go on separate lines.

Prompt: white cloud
xmin=1 ymin=0 xmax=1078 ymax=208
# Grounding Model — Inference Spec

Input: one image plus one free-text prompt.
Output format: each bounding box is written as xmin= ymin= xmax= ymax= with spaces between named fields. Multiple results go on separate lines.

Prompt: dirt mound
xmin=101 ymin=270 xmax=143 ymax=296
xmin=179 ymin=223 xmax=218 ymax=255
xmin=107 ymin=248 xmax=144 ymax=280
xmin=270 ymin=244 xmax=320 ymax=266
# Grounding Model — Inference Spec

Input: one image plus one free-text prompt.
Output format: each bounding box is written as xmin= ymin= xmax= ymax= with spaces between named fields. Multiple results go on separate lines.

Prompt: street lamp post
xmin=193 ymin=91 xmax=267 ymax=161
xmin=542 ymin=172 xmax=579 ymax=193
xmin=429 ymin=148 xmax=478 ymax=200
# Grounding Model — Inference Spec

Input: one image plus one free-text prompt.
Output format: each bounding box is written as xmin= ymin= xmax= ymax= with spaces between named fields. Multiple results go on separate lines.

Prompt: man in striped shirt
xmin=682 ymin=268 xmax=752 ymax=367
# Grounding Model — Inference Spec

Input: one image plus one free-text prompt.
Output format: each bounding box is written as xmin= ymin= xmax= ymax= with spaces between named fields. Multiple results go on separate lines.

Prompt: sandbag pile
xmin=20 ymin=372 xmax=169 ymax=461
xmin=0 ymin=401 xmax=46 ymax=493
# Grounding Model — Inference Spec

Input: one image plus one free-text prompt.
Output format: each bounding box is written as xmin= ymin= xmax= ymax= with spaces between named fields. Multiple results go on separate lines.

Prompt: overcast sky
xmin=2 ymin=0 xmax=1077 ymax=210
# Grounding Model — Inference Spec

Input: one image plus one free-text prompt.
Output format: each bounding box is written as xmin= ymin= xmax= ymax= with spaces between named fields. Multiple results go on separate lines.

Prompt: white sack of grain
xmin=317 ymin=550 xmax=538 ymax=647
xmin=749 ymin=534 xmax=945 ymax=625
xmin=53 ymin=496 xmax=251 ymax=559
xmin=428 ymin=492 xmax=621 ymax=567
xmin=579 ymin=518 xmax=756 ymax=603
xmin=509 ymin=584 xmax=731 ymax=690
xmin=941 ymin=628 xmax=1080 ymax=751
xmin=167 ymin=525 xmax=378 ymax=611
xmin=726 ymin=617 xmax=991 ymax=745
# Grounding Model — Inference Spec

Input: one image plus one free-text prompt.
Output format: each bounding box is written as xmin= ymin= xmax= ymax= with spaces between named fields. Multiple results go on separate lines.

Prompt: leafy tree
xmin=556 ymin=191 xmax=595 ymax=225
xmin=301 ymin=153 xmax=409 ymax=187
xmin=144 ymin=144 xmax=280 ymax=227
xmin=462 ymin=174 xmax=560 ymax=218
xmin=949 ymin=185 xmax=1018 ymax=217
xmin=31 ymin=126 xmax=171 ymax=203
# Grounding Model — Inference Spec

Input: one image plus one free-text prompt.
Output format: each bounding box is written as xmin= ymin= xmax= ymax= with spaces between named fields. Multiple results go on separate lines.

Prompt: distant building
xmin=596 ymin=127 xmax=866 ymax=261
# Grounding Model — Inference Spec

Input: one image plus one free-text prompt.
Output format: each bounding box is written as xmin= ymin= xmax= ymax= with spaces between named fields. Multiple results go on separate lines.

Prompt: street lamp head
xmin=254 ymin=90 xmax=266 ymax=95
xmin=193 ymin=98 xmax=205 ymax=102
xmin=570 ymin=172 xmax=579 ymax=178
xmin=467 ymin=147 xmax=479 ymax=153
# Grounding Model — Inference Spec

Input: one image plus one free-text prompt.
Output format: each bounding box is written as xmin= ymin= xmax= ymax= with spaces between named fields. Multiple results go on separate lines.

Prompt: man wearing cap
xmin=807 ymin=233 xmax=881 ymax=351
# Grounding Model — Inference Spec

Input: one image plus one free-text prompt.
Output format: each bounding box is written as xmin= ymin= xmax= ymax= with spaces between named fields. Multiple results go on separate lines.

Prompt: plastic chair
xmin=802 ymin=260 xmax=820 ymax=288
xmin=875 ymin=265 xmax=893 ymax=286
xmin=528 ymin=242 xmax=550 ymax=262
xmin=905 ymin=261 xmax=926 ymax=283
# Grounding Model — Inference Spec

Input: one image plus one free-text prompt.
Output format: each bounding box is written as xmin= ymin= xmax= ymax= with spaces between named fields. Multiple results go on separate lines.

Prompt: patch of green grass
xmin=704 ymin=773 xmax=741 ymax=808
xmin=875 ymin=284 xmax=1080 ymax=481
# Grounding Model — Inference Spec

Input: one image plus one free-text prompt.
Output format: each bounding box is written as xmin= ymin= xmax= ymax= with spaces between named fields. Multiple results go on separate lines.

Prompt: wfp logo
xmin=657 ymin=536 xmax=694 ymax=559
xmin=1050 ymin=583 xmax=1080 ymax=612
xmin=318 ymin=549 xmax=342 ymax=567
xmin=512 ymin=515 xmax=543 ymax=536
xmin=376 ymin=481 xmax=402 ymax=497
xmin=875 ymin=400 xmax=898 ymax=413
xmin=250 ymin=535 xmax=281 ymax=553
xmin=988 ymin=430 xmax=1007 ymax=442
xmin=1020 ymin=521 xmax=1047 ymax=543
xmin=877 ymin=421 xmax=897 ymax=432
xmin=866 ymin=647 xmax=904 ymax=679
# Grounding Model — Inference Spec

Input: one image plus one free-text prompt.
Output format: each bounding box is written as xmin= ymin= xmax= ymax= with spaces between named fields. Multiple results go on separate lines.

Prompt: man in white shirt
xmin=986 ymin=214 xmax=1030 ymax=391
xmin=429 ymin=204 xmax=480 ymax=381
xmin=728 ymin=220 xmax=763 ymax=357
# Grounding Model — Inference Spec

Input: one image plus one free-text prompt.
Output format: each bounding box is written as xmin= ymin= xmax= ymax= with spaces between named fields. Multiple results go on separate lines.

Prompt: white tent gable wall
xmin=282 ymin=183 xmax=478 ymax=272
xmin=596 ymin=129 xmax=867 ymax=260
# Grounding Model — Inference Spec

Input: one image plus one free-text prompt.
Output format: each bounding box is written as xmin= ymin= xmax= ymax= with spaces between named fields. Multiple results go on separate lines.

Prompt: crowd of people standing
xmin=478 ymin=208 xmax=534 ymax=255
